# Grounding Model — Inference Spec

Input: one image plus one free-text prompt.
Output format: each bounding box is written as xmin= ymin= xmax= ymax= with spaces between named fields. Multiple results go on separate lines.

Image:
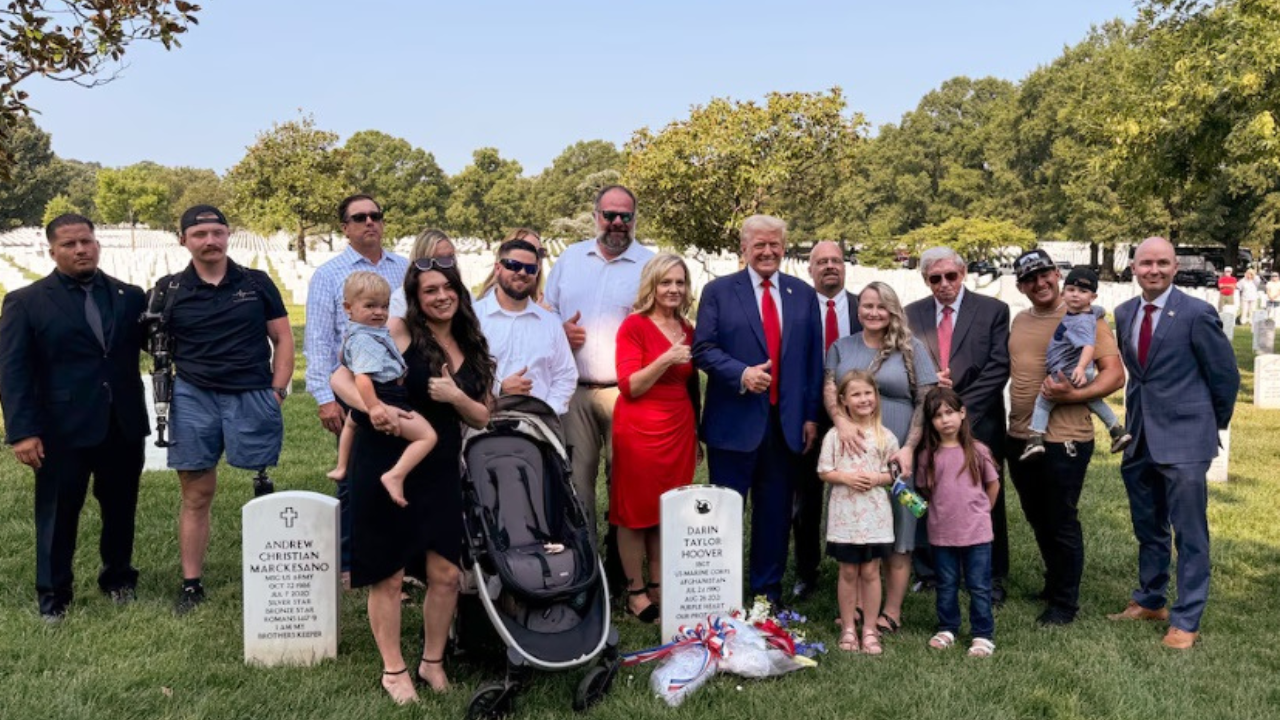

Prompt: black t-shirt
xmin=167 ymin=260 xmax=288 ymax=391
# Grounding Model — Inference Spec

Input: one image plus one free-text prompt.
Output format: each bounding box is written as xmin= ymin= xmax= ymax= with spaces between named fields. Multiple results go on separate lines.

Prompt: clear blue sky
xmin=28 ymin=0 xmax=1138 ymax=176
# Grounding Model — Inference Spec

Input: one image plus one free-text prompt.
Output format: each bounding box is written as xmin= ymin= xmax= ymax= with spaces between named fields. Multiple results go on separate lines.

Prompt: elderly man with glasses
xmin=905 ymin=247 xmax=1012 ymax=604
xmin=304 ymin=194 xmax=409 ymax=583
xmin=474 ymin=237 xmax=577 ymax=414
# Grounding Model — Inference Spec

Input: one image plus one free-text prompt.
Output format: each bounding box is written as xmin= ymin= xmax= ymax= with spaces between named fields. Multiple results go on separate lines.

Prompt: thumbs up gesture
xmin=429 ymin=363 xmax=463 ymax=403
xmin=661 ymin=338 xmax=693 ymax=367
xmin=563 ymin=310 xmax=586 ymax=350
xmin=743 ymin=358 xmax=773 ymax=394
xmin=501 ymin=365 xmax=533 ymax=396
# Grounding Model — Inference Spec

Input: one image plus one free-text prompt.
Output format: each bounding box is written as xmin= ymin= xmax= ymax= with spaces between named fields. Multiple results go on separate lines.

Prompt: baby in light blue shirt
xmin=328 ymin=272 xmax=436 ymax=508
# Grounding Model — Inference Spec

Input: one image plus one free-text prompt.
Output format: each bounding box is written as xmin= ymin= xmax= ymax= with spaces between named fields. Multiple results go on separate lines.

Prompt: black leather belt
xmin=577 ymin=381 xmax=617 ymax=390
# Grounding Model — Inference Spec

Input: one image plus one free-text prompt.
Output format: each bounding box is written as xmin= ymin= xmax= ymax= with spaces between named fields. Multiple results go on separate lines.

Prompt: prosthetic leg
xmin=252 ymin=469 xmax=275 ymax=497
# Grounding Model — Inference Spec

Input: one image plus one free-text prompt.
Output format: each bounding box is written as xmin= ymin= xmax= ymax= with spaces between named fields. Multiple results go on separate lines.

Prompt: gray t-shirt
xmin=825 ymin=332 xmax=939 ymax=445
xmin=1045 ymin=306 xmax=1106 ymax=374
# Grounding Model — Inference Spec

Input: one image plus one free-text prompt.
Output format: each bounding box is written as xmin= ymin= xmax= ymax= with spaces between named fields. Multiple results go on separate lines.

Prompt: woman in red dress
xmin=611 ymin=253 xmax=702 ymax=623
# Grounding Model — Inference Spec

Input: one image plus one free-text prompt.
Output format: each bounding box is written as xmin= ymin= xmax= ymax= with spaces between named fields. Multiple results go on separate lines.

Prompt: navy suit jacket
xmin=1115 ymin=287 xmax=1239 ymax=465
xmin=0 ymin=271 xmax=150 ymax=448
xmin=694 ymin=269 xmax=823 ymax=454
xmin=905 ymin=291 xmax=1010 ymax=449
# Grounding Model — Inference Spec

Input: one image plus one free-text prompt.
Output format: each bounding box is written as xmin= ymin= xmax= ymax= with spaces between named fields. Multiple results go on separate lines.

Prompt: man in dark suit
xmin=0 ymin=214 xmax=149 ymax=622
xmin=694 ymin=215 xmax=824 ymax=605
xmin=1109 ymin=236 xmax=1239 ymax=650
xmin=791 ymin=241 xmax=861 ymax=600
xmin=905 ymin=247 xmax=1011 ymax=603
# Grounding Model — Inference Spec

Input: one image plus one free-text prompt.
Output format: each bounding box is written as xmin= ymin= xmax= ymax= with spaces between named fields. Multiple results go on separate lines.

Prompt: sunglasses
xmin=928 ymin=271 xmax=960 ymax=285
xmin=346 ymin=211 xmax=384 ymax=223
xmin=412 ymin=256 xmax=457 ymax=272
xmin=599 ymin=210 xmax=635 ymax=224
xmin=498 ymin=257 xmax=540 ymax=275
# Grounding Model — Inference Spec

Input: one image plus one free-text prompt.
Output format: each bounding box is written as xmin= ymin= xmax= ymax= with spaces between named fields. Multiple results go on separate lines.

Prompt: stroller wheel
xmin=467 ymin=683 xmax=514 ymax=720
xmin=573 ymin=665 xmax=615 ymax=712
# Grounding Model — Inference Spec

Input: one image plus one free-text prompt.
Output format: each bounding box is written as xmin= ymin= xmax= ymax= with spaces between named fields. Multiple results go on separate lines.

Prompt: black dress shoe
xmin=107 ymin=587 xmax=137 ymax=606
xmin=1036 ymin=608 xmax=1075 ymax=626
xmin=41 ymin=608 xmax=66 ymax=624
xmin=791 ymin=581 xmax=815 ymax=602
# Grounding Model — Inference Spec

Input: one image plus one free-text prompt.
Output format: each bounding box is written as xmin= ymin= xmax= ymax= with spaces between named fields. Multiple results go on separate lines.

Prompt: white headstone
xmin=1219 ymin=310 xmax=1236 ymax=341
xmin=1255 ymin=355 xmax=1280 ymax=409
xmin=660 ymin=486 xmax=743 ymax=640
xmin=1207 ymin=428 xmax=1230 ymax=482
xmin=242 ymin=491 xmax=341 ymax=666
xmin=1257 ymin=320 xmax=1276 ymax=355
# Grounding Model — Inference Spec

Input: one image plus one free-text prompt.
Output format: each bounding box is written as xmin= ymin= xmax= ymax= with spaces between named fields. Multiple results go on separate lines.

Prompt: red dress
xmin=610 ymin=313 xmax=698 ymax=529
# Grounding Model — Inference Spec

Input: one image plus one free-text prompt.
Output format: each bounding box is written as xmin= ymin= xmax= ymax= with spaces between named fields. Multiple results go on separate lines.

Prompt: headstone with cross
xmin=241 ymin=491 xmax=340 ymax=666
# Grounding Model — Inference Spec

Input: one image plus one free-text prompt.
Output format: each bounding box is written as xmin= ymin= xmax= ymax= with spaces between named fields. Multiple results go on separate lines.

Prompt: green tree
xmin=94 ymin=162 xmax=170 ymax=246
xmin=530 ymin=140 xmax=623 ymax=230
xmin=162 ymin=166 xmax=230 ymax=229
xmin=0 ymin=116 xmax=62 ymax=227
xmin=445 ymin=148 xmax=530 ymax=244
xmin=227 ymin=115 xmax=349 ymax=261
xmin=0 ymin=1 xmax=200 ymax=177
xmin=341 ymin=130 xmax=450 ymax=241
xmin=41 ymin=193 xmax=79 ymax=225
xmin=898 ymin=216 xmax=1036 ymax=262
xmin=55 ymin=158 xmax=101 ymax=221
xmin=624 ymin=88 xmax=863 ymax=253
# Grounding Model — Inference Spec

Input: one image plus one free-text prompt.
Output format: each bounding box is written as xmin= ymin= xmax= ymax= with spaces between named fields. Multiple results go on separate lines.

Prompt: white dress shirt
xmin=543 ymin=238 xmax=654 ymax=384
xmin=1132 ymin=285 xmax=1174 ymax=355
xmin=933 ymin=286 xmax=966 ymax=327
xmin=475 ymin=293 xmax=578 ymax=415
xmin=816 ymin=290 xmax=851 ymax=338
xmin=747 ymin=266 xmax=785 ymax=332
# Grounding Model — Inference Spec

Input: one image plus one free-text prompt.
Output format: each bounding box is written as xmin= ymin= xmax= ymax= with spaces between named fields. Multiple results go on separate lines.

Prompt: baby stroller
xmin=458 ymin=395 xmax=620 ymax=719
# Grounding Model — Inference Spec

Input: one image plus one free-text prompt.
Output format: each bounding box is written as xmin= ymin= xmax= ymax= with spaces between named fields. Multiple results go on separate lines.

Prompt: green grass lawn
xmin=0 ymin=327 xmax=1277 ymax=720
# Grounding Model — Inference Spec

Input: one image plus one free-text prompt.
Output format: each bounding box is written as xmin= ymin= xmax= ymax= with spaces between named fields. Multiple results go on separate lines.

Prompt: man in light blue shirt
xmin=544 ymin=185 xmax=653 ymax=552
xmin=303 ymin=194 xmax=408 ymax=577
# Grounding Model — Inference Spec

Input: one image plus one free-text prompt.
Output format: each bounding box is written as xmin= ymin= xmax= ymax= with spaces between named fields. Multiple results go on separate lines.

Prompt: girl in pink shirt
xmin=917 ymin=387 xmax=1000 ymax=658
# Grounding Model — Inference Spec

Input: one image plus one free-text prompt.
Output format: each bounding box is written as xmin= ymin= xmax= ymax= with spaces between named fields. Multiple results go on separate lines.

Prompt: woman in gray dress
xmin=824 ymin=281 xmax=938 ymax=635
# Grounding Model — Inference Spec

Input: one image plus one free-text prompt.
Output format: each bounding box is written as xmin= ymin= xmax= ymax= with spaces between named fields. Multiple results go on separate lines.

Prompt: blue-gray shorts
xmin=167 ymin=377 xmax=283 ymax=471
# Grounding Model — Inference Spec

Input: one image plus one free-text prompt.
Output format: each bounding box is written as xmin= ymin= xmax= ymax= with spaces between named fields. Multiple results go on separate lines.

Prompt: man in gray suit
xmin=791 ymin=241 xmax=861 ymax=600
xmin=1110 ymin=236 xmax=1239 ymax=650
xmin=905 ymin=247 xmax=1011 ymax=603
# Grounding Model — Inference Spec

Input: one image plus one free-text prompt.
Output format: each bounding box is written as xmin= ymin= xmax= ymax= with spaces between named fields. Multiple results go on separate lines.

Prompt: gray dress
xmin=825 ymin=332 xmax=938 ymax=553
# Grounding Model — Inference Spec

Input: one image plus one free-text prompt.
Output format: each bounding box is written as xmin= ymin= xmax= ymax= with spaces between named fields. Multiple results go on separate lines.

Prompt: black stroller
xmin=458 ymin=396 xmax=620 ymax=719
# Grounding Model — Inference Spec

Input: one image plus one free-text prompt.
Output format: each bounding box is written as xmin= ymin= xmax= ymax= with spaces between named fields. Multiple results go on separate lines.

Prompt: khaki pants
xmin=564 ymin=385 xmax=619 ymax=544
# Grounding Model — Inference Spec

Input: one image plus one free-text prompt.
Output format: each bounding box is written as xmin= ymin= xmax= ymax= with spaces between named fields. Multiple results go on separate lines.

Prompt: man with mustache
xmin=154 ymin=205 xmax=295 ymax=614
xmin=544 ymin=185 xmax=653 ymax=589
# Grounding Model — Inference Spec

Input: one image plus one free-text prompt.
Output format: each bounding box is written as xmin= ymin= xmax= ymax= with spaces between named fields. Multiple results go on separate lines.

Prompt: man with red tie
xmin=1109 ymin=237 xmax=1238 ymax=649
xmin=790 ymin=241 xmax=861 ymax=600
xmin=1006 ymin=249 xmax=1124 ymax=626
xmin=905 ymin=247 xmax=1010 ymax=603
xmin=694 ymin=215 xmax=824 ymax=606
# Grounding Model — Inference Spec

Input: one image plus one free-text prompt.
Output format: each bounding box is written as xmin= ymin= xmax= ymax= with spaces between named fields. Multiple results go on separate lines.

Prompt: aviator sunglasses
xmin=412 ymin=256 xmax=457 ymax=272
xmin=928 ymin=271 xmax=960 ymax=285
xmin=346 ymin=211 xmax=384 ymax=223
xmin=498 ymin=257 xmax=540 ymax=275
xmin=599 ymin=210 xmax=634 ymax=224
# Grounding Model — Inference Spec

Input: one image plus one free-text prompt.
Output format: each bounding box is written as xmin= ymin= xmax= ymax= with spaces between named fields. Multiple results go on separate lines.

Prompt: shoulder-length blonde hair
xmin=632 ymin=253 xmax=694 ymax=318
xmin=410 ymin=228 xmax=453 ymax=262
xmin=479 ymin=227 xmax=545 ymax=301
xmin=859 ymin=280 xmax=920 ymax=394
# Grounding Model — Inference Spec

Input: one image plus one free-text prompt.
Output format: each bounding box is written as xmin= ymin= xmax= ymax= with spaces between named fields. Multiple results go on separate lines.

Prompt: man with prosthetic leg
xmin=147 ymin=205 xmax=295 ymax=614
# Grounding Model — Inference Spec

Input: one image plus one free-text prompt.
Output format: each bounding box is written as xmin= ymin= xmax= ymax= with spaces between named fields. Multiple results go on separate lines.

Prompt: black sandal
xmin=626 ymin=587 xmax=660 ymax=624
xmin=876 ymin=612 xmax=901 ymax=634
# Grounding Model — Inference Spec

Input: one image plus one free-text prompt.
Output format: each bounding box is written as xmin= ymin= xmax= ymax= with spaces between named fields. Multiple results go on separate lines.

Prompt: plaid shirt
xmin=304 ymin=246 xmax=408 ymax=403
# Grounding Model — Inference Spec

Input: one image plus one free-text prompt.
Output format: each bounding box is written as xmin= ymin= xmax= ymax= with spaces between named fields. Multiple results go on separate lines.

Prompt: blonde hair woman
xmin=823 ymin=280 xmax=939 ymax=636
xmin=610 ymin=253 xmax=701 ymax=625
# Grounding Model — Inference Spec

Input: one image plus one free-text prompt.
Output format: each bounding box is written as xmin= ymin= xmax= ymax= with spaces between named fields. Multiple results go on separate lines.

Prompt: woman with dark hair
xmin=333 ymin=257 xmax=494 ymax=704
xmin=390 ymin=229 xmax=457 ymax=317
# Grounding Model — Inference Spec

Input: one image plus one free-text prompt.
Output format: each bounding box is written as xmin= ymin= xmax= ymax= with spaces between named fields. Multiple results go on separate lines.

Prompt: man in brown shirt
xmin=1006 ymin=250 xmax=1124 ymax=626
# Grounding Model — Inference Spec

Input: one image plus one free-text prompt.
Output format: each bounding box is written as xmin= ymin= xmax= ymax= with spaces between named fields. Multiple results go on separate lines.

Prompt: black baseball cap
xmin=1064 ymin=267 xmax=1099 ymax=292
xmin=180 ymin=205 xmax=228 ymax=233
xmin=1014 ymin=249 xmax=1057 ymax=282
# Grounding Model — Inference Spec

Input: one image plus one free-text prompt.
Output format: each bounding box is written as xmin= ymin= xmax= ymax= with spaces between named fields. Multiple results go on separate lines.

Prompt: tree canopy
xmin=341 ymin=130 xmax=450 ymax=241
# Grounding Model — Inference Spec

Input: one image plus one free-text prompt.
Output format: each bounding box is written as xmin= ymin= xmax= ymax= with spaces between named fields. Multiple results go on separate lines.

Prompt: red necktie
xmin=1138 ymin=303 xmax=1157 ymax=366
xmin=761 ymin=278 xmax=782 ymax=405
xmin=938 ymin=305 xmax=954 ymax=372
xmin=824 ymin=299 xmax=838 ymax=353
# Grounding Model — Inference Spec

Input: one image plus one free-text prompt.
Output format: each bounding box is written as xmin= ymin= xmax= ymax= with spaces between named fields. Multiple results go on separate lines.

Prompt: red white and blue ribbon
xmin=621 ymin=616 xmax=737 ymax=692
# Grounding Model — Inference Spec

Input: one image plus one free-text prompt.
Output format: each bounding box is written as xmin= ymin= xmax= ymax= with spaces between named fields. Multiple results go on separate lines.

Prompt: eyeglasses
xmin=498 ymin=257 xmax=539 ymax=275
xmin=346 ymin=211 xmax=384 ymax=224
xmin=599 ymin=210 xmax=634 ymax=224
xmin=928 ymin=271 xmax=960 ymax=285
xmin=412 ymin=256 xmax=457 ymax=272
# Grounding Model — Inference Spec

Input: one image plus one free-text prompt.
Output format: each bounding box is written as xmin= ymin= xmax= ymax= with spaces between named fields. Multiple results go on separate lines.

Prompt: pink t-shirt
xmin=921 ymin=443 xmax=999 ymax=547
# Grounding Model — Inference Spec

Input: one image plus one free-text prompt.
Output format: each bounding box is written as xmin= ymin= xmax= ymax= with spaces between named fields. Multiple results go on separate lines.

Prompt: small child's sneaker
xmin=1109 ymin=424 xmax=1133 ymax=454
xmin=1019 ymin=434 xmax=1046 ymax=461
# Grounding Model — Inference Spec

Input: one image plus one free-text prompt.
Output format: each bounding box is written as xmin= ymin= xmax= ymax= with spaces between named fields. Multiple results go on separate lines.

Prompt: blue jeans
xmin=934 ymin=543 xmax=994 ymax=640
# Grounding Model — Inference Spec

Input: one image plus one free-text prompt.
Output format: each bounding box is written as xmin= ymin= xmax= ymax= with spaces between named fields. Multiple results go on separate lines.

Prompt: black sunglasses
xmin=928 ymin=271 xmax=960 ymax=285
xmin=412 ymin=256 xmax=457 ymax=272
xmin=346 ymin=211 xmax=384 ymax=223
xmin=498 ymin=257 xmax=540 ymax=275
xmin=599 ymin=210 xmax=635 ymax=224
